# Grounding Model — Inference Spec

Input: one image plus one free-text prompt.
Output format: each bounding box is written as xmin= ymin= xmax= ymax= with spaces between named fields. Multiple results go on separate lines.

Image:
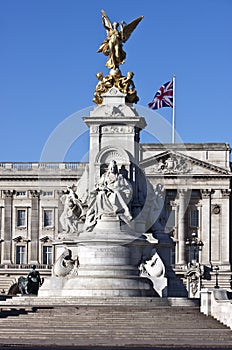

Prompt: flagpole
xmin=172 ymin=75 xmax=176 ymax=144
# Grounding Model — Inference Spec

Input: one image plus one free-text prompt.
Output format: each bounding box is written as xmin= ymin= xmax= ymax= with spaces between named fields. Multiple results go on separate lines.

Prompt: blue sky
xmin=0 ymin=0 xmax=231 ymax=162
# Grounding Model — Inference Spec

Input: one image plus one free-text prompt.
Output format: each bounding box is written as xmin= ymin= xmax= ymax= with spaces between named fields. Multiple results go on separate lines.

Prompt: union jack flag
xmin=148 ymin=80 xmax=173 ymax=109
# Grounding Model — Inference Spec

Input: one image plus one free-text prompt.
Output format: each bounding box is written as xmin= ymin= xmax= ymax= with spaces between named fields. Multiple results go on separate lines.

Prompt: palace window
xmin=42 ymin=246 xmax=53 ymax=265
xmin=190 ymin=209 xmax=199 ymax=228
xmin=16 ymin=245 xmax=26 ymax=264
xmin=42 ymin=191 xmax=53 ymax=197
xmin=43 ymin=209 xmax=53 ymax=227
xmin=16 ymin=209 xmax=26 ymax=227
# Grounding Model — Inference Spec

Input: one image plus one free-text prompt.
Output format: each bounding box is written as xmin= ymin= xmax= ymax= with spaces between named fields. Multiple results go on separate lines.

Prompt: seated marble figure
xmin=59 ymin=184 xmax=84 ymax=234
xmin=84 ymin=160 xmax=132 ymax=231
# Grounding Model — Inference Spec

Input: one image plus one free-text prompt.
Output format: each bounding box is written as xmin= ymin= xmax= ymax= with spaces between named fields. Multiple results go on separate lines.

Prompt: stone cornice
xmin=140 ymin=142 xmax=231 ymax=151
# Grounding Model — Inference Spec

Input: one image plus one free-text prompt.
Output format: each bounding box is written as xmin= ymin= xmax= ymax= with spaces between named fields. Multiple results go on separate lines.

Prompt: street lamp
xmin=213 ymin=265 xmax=220 ymax=289
xmin=185 ymin=232 xmax=204 ymax=265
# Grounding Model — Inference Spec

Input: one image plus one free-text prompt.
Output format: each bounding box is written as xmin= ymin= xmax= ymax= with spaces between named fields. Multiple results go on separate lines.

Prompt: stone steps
xmin=0 ymin=301 xmax=231 ymax=348
xmin=0 ymin=275 xmax=17 ymax=293
xmin=0 ymin=295 xmax=200 ymax=307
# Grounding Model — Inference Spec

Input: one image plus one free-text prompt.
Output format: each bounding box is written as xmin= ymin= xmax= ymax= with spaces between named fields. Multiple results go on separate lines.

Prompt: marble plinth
xmin=39 ymin=215 xmax=156 ymax=297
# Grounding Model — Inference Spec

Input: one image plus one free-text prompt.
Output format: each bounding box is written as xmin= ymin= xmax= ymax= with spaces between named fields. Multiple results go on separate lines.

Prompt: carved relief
xmin=12 ymin=235 xmax=30 ymax=243
xmin=201 ymin=189 xmax=212 ymax=199
xmin=90 ymin=126 xmax=99 ymax=134
xmin=154 ymin=154 xmax=191 ymax=174
xmin=30 ymin=190 xmax=40 ymax=198
xmin=212 ymin=204 xmax=220 ymax=215
xmin=104 ymin=105 xmax=123 ymax=118
xmin=109 ymin=87 xmax=118 ymax=95
xmin=96 ymin=146 xmax=130 ymax=166
xmin=221 ymin=189 xmax=231 ymax=197
xmin=103 ymin=151 xmax=128 ymax=164
xmin=185 ymin=264 xmax=202 ymax=298
xmin=3 ymin=190 xmax=15 ymax=198
xmin=102 ymin=126 xmax=134 ymax=134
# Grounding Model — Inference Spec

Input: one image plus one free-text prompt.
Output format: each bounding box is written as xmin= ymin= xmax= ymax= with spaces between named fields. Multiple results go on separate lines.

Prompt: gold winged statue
xmin=97 ymin=10 xmax=143 ymax=70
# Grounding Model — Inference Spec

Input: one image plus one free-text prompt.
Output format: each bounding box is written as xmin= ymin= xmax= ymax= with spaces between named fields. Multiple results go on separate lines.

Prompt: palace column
xmin=177 ymin=189 xmax=187 ymax=265
xmin=200 ymin=189 xmax=212 ymax=266
xmin=219 ymin=189 xmax=231 ymax=269
xmin=2 ymin=190 xmax=14 ymax=264
xmin=29 ymin=190 xmax=40 ymax=264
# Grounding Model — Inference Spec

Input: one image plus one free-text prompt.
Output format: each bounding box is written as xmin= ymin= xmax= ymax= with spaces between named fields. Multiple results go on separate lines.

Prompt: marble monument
xmin=38 ymin=10 xmax=185 ymax=298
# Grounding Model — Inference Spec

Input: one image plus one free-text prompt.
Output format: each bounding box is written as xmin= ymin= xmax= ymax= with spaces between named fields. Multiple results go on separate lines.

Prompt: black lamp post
xmin=185 ymin=232 xmax=204 ymax=265
xmin=213 ymin=265 xmax=220 ymax=289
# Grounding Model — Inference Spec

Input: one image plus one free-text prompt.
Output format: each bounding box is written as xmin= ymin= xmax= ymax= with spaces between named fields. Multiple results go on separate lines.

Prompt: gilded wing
xmin=121 ymin=16 xmax=144 ymax=43
xmin=97 ymin=10 xmax=112 ymax=54
xmin=101 ymin=9 xmax=112 ymax=32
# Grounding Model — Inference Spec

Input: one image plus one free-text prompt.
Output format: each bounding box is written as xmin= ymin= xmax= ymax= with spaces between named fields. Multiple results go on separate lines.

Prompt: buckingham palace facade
xmin=0 ymin=143 xmax=231 ymax=291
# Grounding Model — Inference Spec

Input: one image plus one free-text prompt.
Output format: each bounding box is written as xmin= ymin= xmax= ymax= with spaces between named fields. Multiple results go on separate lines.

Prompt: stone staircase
xmin=0 ymin=297 xmax=231 ymax=348
xmin=0 ymin=275 xmax=17 ymax=294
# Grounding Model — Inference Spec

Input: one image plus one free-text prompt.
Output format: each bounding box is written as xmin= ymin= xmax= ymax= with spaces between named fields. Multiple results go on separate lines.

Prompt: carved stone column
xmin=200 ymin=189 xmax=212 ymax=265
xmin=177 ymin=189 xmax=187 ymax=265
xmin=2 ymin=190 xmax=14 ymax=264
xmin=220 ymin=189 xmax=231 ymax=268
xmin=29 ymin=190 xmax=40 ymax=264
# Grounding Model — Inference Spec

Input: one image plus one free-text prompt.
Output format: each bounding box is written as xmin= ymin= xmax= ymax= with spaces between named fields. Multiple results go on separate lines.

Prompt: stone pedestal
xmin=39 ymin=215 xmax=155 ymax=297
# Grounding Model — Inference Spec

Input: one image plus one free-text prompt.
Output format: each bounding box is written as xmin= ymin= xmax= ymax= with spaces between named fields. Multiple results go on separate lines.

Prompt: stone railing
xmin=200 ymin=288 xmax=232 ymax=329
xmin=0 ymin=264 xmax=52 ymax=270
xmin=0 ymin=162 xmax=88 ymax=175
xmin=0 ymin=162 xmax=86 ymax=170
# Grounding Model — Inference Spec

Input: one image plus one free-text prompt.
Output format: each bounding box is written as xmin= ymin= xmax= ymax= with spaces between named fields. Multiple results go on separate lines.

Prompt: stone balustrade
xmin=0 ymin=162 xmax=88 ymax=177
xmin=0 ymin=162 xmax=86 ymax=170
xmin=200 ymin=288 xmax=232 ymax=329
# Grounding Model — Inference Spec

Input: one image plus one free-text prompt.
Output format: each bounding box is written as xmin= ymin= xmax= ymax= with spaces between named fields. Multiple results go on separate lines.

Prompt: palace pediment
xmin=140 ymin=150 xmax=231 ymax=176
